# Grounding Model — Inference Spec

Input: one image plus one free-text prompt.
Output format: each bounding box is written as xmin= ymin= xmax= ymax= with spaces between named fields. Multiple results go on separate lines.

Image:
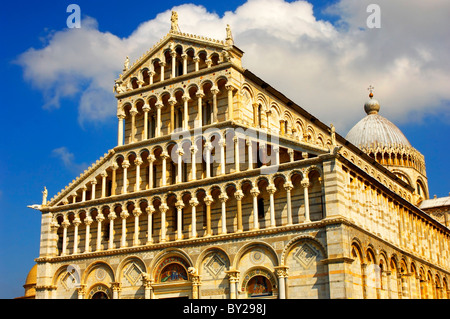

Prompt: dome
xmin=346 ymin=94 xmax=411 ymax=149
xmin=19 ymin=264 xmax=37 ymax=299
xmin=25 ymin=264 xmax=37 ymax=286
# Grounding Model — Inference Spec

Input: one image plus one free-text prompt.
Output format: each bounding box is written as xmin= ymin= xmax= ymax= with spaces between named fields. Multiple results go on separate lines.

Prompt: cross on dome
xmin=367 ymin=85 xmax=374 ymax=98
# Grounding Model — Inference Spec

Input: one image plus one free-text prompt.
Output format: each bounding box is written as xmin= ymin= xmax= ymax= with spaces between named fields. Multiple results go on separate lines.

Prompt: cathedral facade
xmin=24 ymin=13 xmax=450 ymax=299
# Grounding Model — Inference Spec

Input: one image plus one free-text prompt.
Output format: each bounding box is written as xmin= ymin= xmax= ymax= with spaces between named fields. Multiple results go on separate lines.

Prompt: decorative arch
xmin=241 ymin=267 xmax=277 ymax=298
xmin=233 ymin=241 xmax=279 ymax=270
xmin=149 ymin=249 xmax=193 ymax=282
xmin=87 ymin=283 xmax=112 ymax=299
xmin=81 ymin=261 xmax=115 ymax=285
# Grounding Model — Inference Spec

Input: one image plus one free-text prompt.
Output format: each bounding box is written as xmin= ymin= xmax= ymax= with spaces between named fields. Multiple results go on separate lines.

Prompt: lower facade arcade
xmin=38 ymin=224 xmax=450 ymax=299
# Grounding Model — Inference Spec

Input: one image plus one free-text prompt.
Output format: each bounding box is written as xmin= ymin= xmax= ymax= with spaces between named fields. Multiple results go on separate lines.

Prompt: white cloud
xmin=17 ymin=0 xmax=450 ymax=134
xmin=52 ymin=147 xmax=88 ymax=175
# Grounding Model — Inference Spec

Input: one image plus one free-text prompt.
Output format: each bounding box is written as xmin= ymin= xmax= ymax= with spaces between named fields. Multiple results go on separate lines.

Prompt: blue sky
xmin=1 ymin=0 xmax=449 ymax=299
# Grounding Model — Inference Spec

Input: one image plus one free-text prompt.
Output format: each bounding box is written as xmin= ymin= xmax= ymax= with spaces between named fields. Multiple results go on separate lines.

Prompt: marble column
xmin=190 ymin=145 xmax=197 ymax=181
xmin=211 ymin=86 xmax=219 ymax=123
xmin=302 ymin=178 xmax=311 ymax=223
xmin=196 ymin=90 xmax=204 ymax=127
xmin=267 ymin=184 xmax=277 ymax=228
xmin=146 ymin=205 xmax=155 ymax=244
xmin=135 ymin=158 xmax=143 ymax=192
xmin=219 ymin=193 xmax=228 ymax=234
xmin=284 ymin=182 xmax=294 ymax=225
xmin=117 ymin=113 xmax=125 ymax=146
xmin=120 ymin=205 xmax=130 ymax=248
xmin=189 ymin=197 xmax=199 ymax=239
xmin=72 ymin=216 xmax=81 ymax=254
xmin=234 ymin=190 xmax=244 ymax=232
xmin=219 ymin=139 xmax=226 ymax=175
xmin=250 ymin=187 xmax=260 ymax=230
xmin=182 ymin=94 xmax=190 ymax=131
xmin=133 ymin=208 xmax=141 ymax=246
xmin=226 ymin=85 xmax=234 ymax=120
xmin=96 ymin=213 xmax=105 ymax=251
xmin=175 ymin=200 xmax=184 ymax=240
xmin=122 ymin=160 xmax=130 ymax=194
xmin=148 ymin=155 xmax=155 ymax=189
xmin=159 ymin=203 xmax=169 ymax=242
xmin=177 ymin=147 xmax=184 ymax=184
xmin=84 ymin=214 xmax=93 ymax=253
xmin=101 ymin=171 xmax=108 ymax=198
xmin=155 ymin=102 xmax=163 ymax=137
xmin=204 ymin=195 xmax=213 ymax=236
xmin=161 ymin=152 xmax=169 ymax=187
xmin=90 ymin=179 xmax=97 ymax=200
xmin=275 ymin=266 xmax=289 ymax=299
xmin=130 ymin=107 xmax=138 ymax=142
xmin=108 ymin=211 xmax=117 ymax=250
xmin=61 ymin=219 xmax=69 ymax=256
xmin=143 ymin=103 xmax=150 ymax=140
xmin=159 ymin=61 xmax=166 ymax=82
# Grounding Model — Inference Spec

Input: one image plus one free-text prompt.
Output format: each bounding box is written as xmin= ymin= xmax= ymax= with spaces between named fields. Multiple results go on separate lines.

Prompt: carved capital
xmin=250 ymin=187 xmax=260 ymax=197
xmin=134 ymin=158 xmax=143 ymax=166
xmin=283 ymin=181 xmax=294 ymax=191
xmin=196 ymin=90 xmax=205 ymax=98
xmin=148 ymin=154 xmax=156 ymax=163
xmin=159 ymin=203 xmax=169 ymax=213
xmin=301 ymin=178 xmax=310 ymax=189
xmin=122 ymin=160 xmax=130 ymax=169
xmin=146 ymin=205 xmax=155 ymax=214
xmin=189 ymin=198 xmax=199 ymax=207
xmin=219 ymin=193 xmax=229 ymax=203
xmin=175 ymin=200 xmax=185 ymax=209
xmin=274 ymin=266 xmax=289 ymax=278
xmin=132 ymin=208 xmax=142 ymax=217
xmin=142 ymin=103 xmax=150 ymax=112
xmin=266 ymin=184 xmax=277 ymax=194
xmin=204 ymin=195 xmax=213 ymax=206
xmin=234 ymin=190 xmax=244 ymax=201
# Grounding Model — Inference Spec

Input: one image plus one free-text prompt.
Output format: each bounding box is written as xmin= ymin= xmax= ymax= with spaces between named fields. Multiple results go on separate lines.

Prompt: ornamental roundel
xmin=250 ymin=248 xmax=265 ymax=265
xmin=96 ymin=268 xmax=107 ymax=281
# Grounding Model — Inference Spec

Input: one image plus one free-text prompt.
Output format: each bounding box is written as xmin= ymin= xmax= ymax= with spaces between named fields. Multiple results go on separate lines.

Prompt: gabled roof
xmin=120 ymin=29 xmax=237 ymax=82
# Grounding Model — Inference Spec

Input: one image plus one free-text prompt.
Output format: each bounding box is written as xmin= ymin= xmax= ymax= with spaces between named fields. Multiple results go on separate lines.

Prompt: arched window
xmin=107 ymin=180 xmax=112 ymax=196
xmin=171 ymin=161 xmax=176 ymax=184
xmin=175 ymin=108 xmax=183 ymax=129
xmin=247 ymin=276 xmax=273 ymax=297
xmin=258 ymin=104 xmax=262 ymax=127
xmin=150 ymin=115 xmax=156 ymax=138
xmin=203 ymin=101 xmax=212 ymax=125
xmin=177 ymin=59 xmax=183 ymax=77
xmin=152 ymin=165 xmax=157 ymax=188
xmin=258 ymin=198 xmax=265 ymax=219
xmin=92 ymin=291 xmax=108 ymax=299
